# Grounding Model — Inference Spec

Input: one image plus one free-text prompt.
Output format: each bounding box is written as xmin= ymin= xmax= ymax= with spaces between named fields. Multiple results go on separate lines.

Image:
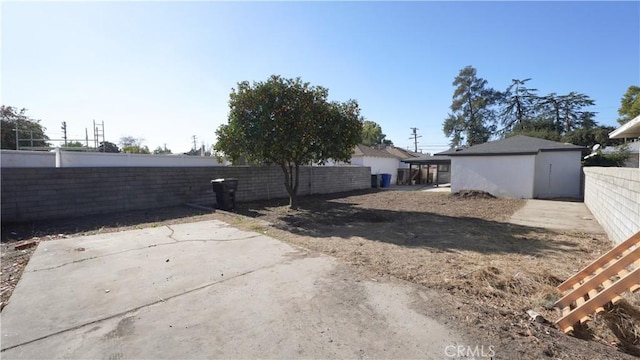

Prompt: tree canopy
xmin=361 ymin=120 xmax=392 ymax=147
xmin=443 ymin=68 xmax=601 ymax=147
xmin=119 ymin=136 xmax=150 ymax=154
xmin=215 ymin=75 xmax=363 ymax=208
xmin=1 ymin=105 xmax=50 ymax=150
xmin=153 ymin=146 xmax=172 ymax=154
xmin=98 ymin=141 xmax=120 ymax=153
xmin=443 ymin=66 xmax=499 ymax=147
xmin=617 ymin=85 xmax=640 ymax=125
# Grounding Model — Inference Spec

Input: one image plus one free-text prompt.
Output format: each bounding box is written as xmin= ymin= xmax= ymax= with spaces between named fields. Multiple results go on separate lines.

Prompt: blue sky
xmin=2 ymin=1 xmax=638 ymax=154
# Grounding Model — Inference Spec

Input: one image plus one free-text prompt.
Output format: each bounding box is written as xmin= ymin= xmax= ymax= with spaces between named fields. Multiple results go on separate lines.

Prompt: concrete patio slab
xmin=509 ymin=199 xmax=605 ymax=234
xmin=1 ymin=220 xmax=464 ymax=359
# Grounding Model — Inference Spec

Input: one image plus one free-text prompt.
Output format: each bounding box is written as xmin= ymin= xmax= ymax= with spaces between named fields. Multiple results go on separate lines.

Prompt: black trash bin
xmin=211 ymin=178 xmax=238 ymax=211
xmin=371 ymin=174 xmax=379 ymax=188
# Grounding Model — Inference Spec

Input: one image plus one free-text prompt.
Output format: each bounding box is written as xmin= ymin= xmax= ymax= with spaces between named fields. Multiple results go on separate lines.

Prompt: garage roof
xmin=609 ymin=115 xmax=640 ymax=139
xmin=436 ymin=135 xmax=585 ymax=156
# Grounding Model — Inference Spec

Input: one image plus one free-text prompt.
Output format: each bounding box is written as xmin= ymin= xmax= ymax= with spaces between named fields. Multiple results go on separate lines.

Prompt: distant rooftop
xmin=352 ymin=144 xmax=398 ymax=158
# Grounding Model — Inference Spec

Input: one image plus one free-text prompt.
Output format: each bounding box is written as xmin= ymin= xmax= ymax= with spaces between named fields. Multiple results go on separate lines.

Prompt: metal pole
xmin=15 ymin=125 xmax=19 ymax=150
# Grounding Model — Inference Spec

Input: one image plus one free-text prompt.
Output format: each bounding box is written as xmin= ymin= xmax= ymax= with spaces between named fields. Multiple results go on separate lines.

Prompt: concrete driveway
xmin=509 ymin=199 xmax=605 ymax=233
xmin=1 ymin=220 xmax=463 ymax=359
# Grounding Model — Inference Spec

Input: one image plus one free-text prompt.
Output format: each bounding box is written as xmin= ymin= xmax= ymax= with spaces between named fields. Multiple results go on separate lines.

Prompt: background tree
xmin=562 ymin=126 xmax=622 ymax=148
xmin=215 ymin=75 xmax=363 ymax=209
xmin=119 ymin=136 xmax=150 ymax=154
xmin=66 ymin=141 xmax=84 ymax=147
xmin=443 ymin=66 xmax=499 ymax=147
xmin=1 ymin=105 xmax=50 ymax=150
xmin=558 ymin=92 xmax=596 ymax=132
xmin=64 ymin=141 xmax=87 ymax=151
xmin=153 ymin=145 xmax=172 ymax=154
xmin=361 ymin=120 xmax=392 ymax=146
xmin=617 ymin=85 xmax=640 ymax=125
xmin=498 ymin=78 xmax=538 ymax=133
xmin=98 ymin=141 xmax=120 ymax=153
xmin=535 ymin=92 xmax=596 ymax=134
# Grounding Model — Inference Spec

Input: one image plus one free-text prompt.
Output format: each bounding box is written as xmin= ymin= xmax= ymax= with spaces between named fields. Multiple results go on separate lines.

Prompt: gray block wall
xmin=583 ymin=167 xmax=640 ymax=243
xmin=1 ymin=166 xmax=371 ymax=222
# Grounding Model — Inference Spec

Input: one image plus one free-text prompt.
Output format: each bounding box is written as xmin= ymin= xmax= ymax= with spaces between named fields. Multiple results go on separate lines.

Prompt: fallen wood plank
xmin=558 ymin=232 xmax=639 ymax=292
xmin=555 ymin=246 xmax=640 ymax=308
xmin=556 ymin=267 xmax=640 ymax=331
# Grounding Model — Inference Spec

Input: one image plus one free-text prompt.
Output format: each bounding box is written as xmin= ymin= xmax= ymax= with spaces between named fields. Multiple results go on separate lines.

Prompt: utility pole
xmin=192 ymin=135 xmax=197 ymax=151
xmin=61 ymin=122 xmax=68 ymax=146
xmin=409 ymin=127 xmax=422 ymax=152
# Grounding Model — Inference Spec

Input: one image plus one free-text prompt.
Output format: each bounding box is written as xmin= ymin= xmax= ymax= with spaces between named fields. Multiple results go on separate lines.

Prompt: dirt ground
xmin=2 ymin=189 xmax=639 ymax=359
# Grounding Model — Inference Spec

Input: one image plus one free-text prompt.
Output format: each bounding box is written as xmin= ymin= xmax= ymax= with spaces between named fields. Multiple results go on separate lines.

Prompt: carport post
xmin=426 ymin=164 xmax=430 ymax=184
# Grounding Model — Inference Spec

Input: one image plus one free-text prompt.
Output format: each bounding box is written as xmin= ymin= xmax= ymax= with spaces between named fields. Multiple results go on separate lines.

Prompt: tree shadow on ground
xmin=235 ymin=191 xmax=582 ymax=256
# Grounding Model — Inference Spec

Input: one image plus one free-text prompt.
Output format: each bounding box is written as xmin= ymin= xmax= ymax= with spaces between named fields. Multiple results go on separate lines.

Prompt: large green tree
xmin=1 ymin=105 xmax=50 ymax=150
xmin=215 ymin=75 xmax=363 ymax=209
xmin=617 ymin=85 xmax=640 ymax=125
xmin=535 ymin=92 xmax=596 ymax=134
xmin=361 ymin=120 xmax=392 ymax=146
xmin=443 ymin=66 xmax=499 ymax=147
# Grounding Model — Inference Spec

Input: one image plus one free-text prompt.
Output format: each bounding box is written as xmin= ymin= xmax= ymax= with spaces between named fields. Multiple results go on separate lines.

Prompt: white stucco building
xmin=350 ymin=144 xmax=403 ymax=184
xmin=609 ymin=114 xmax=640 ymax=168
xmin=437 ymin=135 xmax=585 ymax=199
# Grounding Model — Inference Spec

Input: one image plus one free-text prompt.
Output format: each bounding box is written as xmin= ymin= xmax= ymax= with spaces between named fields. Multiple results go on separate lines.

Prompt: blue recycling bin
xmin=380 ymin=173 xmax=392 ymax=188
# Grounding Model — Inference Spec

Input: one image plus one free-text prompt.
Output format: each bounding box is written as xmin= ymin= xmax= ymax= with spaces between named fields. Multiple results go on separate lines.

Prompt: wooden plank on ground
xmin=555 ymin=231 xmax=640 ymax=333
xmin=558 ymin=232 xmax=639 ymax=292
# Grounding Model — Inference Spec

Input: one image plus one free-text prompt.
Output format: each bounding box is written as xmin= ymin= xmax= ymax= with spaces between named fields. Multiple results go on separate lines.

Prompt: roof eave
xmin=609 ymin=115 xmax=640 ymax=139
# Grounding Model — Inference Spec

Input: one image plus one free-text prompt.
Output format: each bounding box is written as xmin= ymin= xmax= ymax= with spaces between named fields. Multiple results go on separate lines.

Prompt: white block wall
xmin=584 ymin=167 xmax=640 ymax=243
xmin=0 ymin=149 xmax=227 ymax=168
xmin=0 ymin=150 xmax=56 ymax=167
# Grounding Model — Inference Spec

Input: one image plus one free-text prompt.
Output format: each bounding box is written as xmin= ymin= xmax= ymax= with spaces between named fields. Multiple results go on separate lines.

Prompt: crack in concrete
xmin=28 ymin=235 xmax=266 ymax=273
xmin=1 ymin=259 xmax=292 ymax=353
xmin=166 ymin=225 xmax=178 ymax=242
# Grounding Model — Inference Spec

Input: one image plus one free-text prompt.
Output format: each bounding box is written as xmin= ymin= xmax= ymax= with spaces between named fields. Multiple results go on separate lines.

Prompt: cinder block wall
xmin=583 ymin=167 xmax=640 ymax=243
xmin=1 ymin=166 xmax=370 ymax=222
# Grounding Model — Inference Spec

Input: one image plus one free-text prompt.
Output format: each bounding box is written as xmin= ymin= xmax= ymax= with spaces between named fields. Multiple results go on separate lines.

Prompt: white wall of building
xmin=351 ymin=156 xmax=401 ymax=184
xmin=533 ymin=151 xmax=582 ymax=199
xmin=451 ymin=155 xmax=536 ymax=198
xmin=0 ymin=150 xmax=55 ymax=167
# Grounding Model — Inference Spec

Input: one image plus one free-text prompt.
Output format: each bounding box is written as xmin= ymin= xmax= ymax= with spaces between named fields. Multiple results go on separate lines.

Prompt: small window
xmin=438 ymin=164 xmax=450 ymax=172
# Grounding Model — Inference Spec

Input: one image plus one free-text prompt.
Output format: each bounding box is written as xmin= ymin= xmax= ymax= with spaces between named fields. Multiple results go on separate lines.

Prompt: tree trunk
xmin=280 ymin=162 xmax=300 ymax=210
